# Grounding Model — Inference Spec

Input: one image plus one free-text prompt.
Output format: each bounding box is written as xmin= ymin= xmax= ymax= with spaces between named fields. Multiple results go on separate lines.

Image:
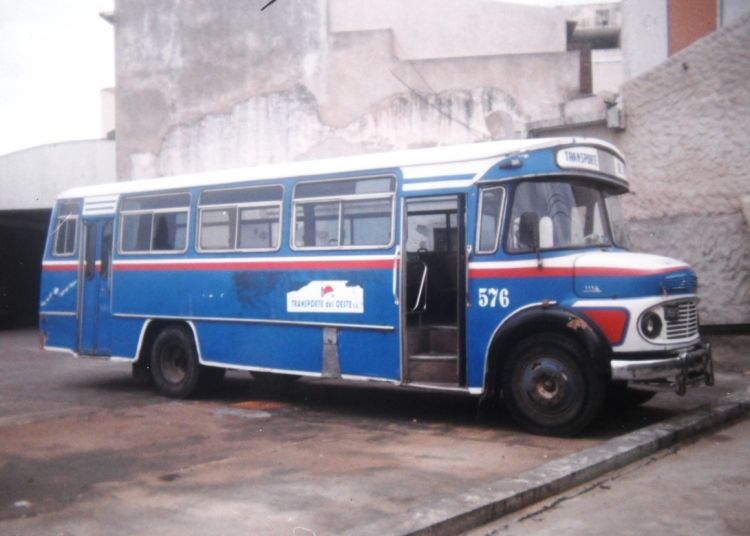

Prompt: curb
xmin=343 ymin=389 xmax=750 ymax=536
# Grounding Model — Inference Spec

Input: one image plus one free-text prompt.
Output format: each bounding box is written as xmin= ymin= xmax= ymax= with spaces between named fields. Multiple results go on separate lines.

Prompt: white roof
xmin=58 ymin=137 xmax=624 ymax=200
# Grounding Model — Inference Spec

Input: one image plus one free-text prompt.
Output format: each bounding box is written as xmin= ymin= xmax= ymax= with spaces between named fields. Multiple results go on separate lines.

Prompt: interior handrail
xmin=407 ymin=261 xmax=428 ymax=314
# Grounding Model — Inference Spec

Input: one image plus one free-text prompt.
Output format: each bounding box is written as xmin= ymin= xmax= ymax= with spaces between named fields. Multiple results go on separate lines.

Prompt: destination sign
xmin=556 ymin=147 xmax=626 ymax=180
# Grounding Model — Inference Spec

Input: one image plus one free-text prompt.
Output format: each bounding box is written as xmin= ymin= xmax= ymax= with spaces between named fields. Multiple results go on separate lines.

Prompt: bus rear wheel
xmin=151 ymin=325 xmax=202 ymax=399
xmin=502 ymin=333 xmax=606 ymax=437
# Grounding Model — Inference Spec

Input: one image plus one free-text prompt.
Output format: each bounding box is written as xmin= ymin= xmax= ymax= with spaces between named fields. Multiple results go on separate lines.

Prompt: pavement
xmin=465 ymin=413 xmax=750 ymax=535
xmin=1 ymin=328 xmax=749 ymax=536
xmin=346 ymin=381 xmax=750 ymax=535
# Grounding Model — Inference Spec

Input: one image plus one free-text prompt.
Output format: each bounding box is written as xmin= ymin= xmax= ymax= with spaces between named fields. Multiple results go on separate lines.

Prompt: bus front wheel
xmin=151 ymin=325 xmax=202 ymax=398
xmin=502 ymin=333 xmax=606 ymax=437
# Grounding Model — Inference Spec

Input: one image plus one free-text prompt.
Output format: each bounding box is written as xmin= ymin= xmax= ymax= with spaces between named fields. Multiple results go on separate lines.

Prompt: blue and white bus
xmin=39 ymin=138 xmax=713 ymax=435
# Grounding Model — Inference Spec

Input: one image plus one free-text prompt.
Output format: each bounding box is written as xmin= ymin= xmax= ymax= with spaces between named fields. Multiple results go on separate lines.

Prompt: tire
xmin=502 ymin=333 xmax=606 ymax=437
xmin=606 ymin=381 xmax=657 ymax=410
xmin=251 ymin=371 xmax=301 ymax=384
xmin=150 ymin=325 xmax=203 ymax=398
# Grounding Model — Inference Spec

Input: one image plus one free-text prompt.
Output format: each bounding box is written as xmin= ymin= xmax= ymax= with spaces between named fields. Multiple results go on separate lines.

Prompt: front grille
xmin=665 ymin=301 xmax=699 ymax=340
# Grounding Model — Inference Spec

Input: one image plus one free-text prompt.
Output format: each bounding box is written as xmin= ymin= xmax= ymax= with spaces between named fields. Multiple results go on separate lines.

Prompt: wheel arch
xmin=483 ymin=304 xmax=612 ymax=393
xmin=135 ymin=319 xmax=202 ymax=365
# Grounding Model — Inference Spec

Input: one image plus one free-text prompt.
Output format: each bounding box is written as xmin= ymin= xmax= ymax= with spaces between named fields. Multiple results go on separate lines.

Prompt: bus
xmin=39 ymin=138 xmax=714 ymax=436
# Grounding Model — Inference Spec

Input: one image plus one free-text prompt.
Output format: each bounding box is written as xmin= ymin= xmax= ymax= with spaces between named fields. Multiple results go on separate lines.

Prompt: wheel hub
xmin=525 ymin=359 xmax=570 ymax=407
xmin=161 ymin=344 xmax=188 ymax=384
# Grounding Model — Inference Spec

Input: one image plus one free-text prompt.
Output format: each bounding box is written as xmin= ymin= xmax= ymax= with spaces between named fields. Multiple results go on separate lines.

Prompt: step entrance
xmin=406 ymin=326 xmax=459 ymax=384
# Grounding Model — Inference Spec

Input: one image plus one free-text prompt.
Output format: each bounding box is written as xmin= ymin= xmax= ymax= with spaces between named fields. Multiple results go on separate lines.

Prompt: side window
xmin=342 ymin=199 xmax=393 ymax=246
xmin=239 ymin=206 xmax=281 ymax=249
xmin=294 ymin=202 xmax=339 ymax=247
xmin=476 ymin=186 xmax=506 ymax=254
xmin=197 ymin=185 xmax=283 ymax=252
xmin=119 ymin=193 xmax=190 ymax=254
xmin=52 ymin=201 xmax=81 ymax=257
xmin=200 ymin=208 xmax=235 ymax=250
xmin=292 ymin=177 xmax=395 ymax=250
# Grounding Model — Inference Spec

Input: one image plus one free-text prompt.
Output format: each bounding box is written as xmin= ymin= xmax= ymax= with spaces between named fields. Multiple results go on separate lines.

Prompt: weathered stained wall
xmin=115 ymin=0 xmax=328 ymax=179
xmin=614 ymin=13 xmax=750 ymax=325
xmin=114 ymin=0 xmax=579 ymax=179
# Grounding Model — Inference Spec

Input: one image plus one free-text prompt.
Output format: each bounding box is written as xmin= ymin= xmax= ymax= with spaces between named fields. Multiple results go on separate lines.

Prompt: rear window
xmin=52 ymin=201 xmax=81 ymax=257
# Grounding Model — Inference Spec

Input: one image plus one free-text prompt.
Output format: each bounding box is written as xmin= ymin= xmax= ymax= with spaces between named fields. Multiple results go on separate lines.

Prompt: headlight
xmin=640 ymin=311 xmax=663 ymax=339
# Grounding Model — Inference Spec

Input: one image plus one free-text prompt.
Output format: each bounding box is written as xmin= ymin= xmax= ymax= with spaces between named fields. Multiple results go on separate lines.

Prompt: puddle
xmin=233 ymin=401 xmax=289 ymax=411
xmin=213 ymin=407 xmax=272 ymax=420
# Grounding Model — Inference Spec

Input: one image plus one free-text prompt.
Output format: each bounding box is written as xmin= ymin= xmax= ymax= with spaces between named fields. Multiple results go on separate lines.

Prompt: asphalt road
xmin=1 ymin=328 xmax=747 ymax=535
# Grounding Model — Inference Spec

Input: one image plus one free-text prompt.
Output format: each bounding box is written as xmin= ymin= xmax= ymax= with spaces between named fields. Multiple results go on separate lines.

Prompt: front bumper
xmin=611 ymin=343 xmax=714 ymax=395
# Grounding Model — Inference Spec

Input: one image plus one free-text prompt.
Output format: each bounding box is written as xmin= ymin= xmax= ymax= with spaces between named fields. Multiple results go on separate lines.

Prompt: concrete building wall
xmin=613 ymin=13 xmax=750 ymax=325
xmin=329 ymin=0 xmax=567 ymax=59
xmin=592 ymin=49 xmax=624 ymax=94
xmin=0 ymin=139 xmax=115 ymax=210
xmin=722 ymin=0 xmax=750 ymax=25
xmin=114 ymin=0 xmax=580 ymax=180
xmin=621 ymin=0 xmax=668 ymax=80
xmin=562 ymin=3 xmax=622 ymax=29
xmin=101 ymin=88 xmax=116 ymax=139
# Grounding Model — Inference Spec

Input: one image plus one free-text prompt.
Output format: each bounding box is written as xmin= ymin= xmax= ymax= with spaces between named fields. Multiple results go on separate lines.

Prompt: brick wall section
xmin=668 ymin=0 xmax=717 ymax=55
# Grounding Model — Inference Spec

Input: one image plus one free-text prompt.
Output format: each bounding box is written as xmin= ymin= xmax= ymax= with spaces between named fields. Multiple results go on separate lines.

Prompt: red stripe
xmin=113 ymin=258 xmax=394 ymax=272
xmin=42 ymin=264 xmax=78 ymax=272
xmin=470 ymin=267 xmax=572 ymax=279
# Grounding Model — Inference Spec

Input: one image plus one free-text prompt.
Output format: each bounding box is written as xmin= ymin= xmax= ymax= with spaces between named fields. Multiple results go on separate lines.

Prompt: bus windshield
xmin=506 ymin=180 xmax=630 ymax=252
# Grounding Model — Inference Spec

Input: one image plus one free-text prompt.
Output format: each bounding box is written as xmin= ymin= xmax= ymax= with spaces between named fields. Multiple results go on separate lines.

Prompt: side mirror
xmin=519 ymin=212 xmax=540 ymax=250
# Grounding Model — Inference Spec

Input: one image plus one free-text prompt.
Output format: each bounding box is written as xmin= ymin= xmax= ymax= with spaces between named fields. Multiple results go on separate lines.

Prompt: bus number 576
xmin=478 ymin=288 xmax=509 ymax=308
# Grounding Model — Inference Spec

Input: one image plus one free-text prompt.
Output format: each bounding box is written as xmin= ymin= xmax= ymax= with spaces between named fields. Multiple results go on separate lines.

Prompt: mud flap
xmin=323 ymin=327 xmax=341 ymax=379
